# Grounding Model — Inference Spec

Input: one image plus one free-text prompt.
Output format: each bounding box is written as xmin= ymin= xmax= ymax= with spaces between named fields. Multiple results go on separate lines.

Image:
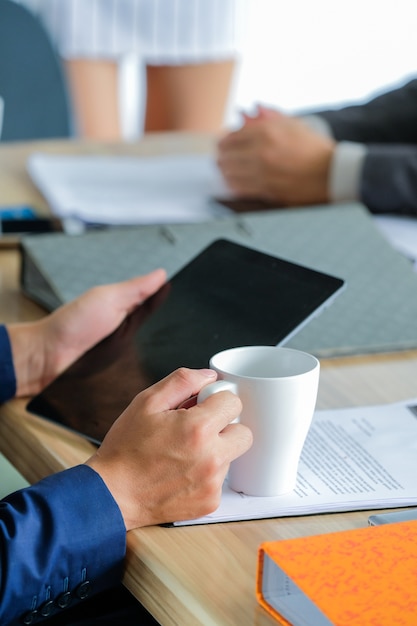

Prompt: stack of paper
xmin=174 ymin=399 xmax=417 ymax=525
xmin=27 ymin=152 xmax=232 ymax=225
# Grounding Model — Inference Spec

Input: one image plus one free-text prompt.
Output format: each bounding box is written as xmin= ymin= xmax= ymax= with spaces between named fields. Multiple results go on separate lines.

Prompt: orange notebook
xmin=256 ymin=521 xmax=417 ymax=626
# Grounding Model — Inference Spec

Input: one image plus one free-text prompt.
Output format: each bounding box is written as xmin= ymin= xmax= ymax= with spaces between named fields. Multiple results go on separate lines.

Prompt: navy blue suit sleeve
xmin=0 ymin=326 xmax=16 ymax=403
xmin=0 ymin=465 xmax=126 ymax=625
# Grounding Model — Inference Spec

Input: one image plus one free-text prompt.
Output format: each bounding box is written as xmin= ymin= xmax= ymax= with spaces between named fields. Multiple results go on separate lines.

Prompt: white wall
xmin=231 ymin=0 xmax=417 ymax=119
xmin=121 ymin=0 xmax=417 ymax=138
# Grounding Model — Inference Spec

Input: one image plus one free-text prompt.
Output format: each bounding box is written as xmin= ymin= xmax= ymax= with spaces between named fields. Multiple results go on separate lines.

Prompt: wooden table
xmin=1 ymin=136 xmax=417 ymax=625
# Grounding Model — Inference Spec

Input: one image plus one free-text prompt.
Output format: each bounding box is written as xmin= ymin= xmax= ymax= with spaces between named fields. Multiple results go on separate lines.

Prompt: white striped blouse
xmin=14 ymin=0 xmax=248 ymax=63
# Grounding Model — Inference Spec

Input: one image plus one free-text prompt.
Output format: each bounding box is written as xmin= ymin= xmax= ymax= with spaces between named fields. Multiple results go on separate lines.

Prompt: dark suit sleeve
xmin=360 ymin=144 xmax=417 ymax=215
xmin=314 ymin=79 xmax=417 ymax=144
xmin=307 ymin=79 xmax=417 ymax=215
xmin=0 ymin=465 xmax=126 ymax=625
xmin=0 ymin=325 xmax=16 ymax=403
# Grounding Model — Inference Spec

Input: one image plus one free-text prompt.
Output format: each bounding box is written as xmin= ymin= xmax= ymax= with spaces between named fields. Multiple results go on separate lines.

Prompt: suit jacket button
xmin=76 ymin=580 xmax=91 ymax=600
xmin=56 ymin=591 xmax=72 ymax=609
xmin=40 ymin=599 xmax=55 ymax=617
xmin=21 ymin=610 xmax=37 ymax=624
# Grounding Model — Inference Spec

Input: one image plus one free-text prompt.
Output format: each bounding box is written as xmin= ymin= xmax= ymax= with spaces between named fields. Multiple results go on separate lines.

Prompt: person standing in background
xmin=15 ymin=0 xmax=248 ymax=139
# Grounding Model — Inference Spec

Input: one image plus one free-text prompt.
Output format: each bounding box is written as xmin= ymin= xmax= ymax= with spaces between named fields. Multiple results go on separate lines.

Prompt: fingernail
xmin=201 ymin=368 xmax=216 ymax=378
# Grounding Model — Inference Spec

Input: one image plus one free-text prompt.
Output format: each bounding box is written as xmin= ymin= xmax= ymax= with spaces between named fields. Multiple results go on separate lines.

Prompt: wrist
xmin=7 ymin=321 xmax=47 ymax=396
xmin=85 ymin=454 xmax=139 ymax=531
xmin=311 ymin=138 xmax=336 ymax=203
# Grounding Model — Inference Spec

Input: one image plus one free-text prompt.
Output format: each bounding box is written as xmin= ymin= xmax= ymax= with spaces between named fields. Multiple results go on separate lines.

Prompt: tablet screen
xmin=27 ymin=239 xmax=344 ymax=443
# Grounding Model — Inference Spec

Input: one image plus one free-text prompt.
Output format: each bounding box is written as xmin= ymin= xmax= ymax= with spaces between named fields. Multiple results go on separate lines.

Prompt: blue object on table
xmin=0 ymin=206 xmax=37 ymax=219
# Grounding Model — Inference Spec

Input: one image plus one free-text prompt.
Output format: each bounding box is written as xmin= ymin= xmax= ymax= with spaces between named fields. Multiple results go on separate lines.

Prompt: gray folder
xmin=20 ymin=203 xmax=417 ymax=357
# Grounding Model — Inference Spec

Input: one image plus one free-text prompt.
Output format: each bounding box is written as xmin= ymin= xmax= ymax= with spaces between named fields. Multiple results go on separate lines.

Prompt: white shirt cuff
xmin=329 ymin=141 xmax=368 ymax=202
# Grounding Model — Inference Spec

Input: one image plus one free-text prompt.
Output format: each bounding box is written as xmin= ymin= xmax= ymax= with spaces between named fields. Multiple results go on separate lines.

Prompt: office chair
xmin=0 ymin=0 xmax=72 ymax=141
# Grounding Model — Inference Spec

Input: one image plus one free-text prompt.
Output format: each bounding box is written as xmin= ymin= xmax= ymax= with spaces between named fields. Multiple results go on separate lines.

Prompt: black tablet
xmin=27 ymin=239 xmax=344 ymax=443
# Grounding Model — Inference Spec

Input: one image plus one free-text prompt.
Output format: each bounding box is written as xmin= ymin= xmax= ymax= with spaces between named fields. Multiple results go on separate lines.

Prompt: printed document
xmin=27 ymin=152 xmax=232 ymax=225
xmin=174 ymin=398 xmax=417 ymax=525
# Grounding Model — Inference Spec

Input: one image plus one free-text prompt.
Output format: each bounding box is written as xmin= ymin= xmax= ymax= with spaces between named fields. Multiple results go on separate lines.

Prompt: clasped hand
xmin=217 ymin=105 xmax=335 ymax=206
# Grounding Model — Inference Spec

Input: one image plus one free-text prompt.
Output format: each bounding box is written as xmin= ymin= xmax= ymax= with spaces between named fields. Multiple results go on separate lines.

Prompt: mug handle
xmin=198 ymin=380 xmax=240 ymax=426
xmin=177 ymin=381 xmax=238 ymax=410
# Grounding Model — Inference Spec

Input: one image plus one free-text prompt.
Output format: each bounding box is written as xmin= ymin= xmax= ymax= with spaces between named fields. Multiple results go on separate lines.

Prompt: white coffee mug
xmin=198 ymin=345 xmax=320 ymax=497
